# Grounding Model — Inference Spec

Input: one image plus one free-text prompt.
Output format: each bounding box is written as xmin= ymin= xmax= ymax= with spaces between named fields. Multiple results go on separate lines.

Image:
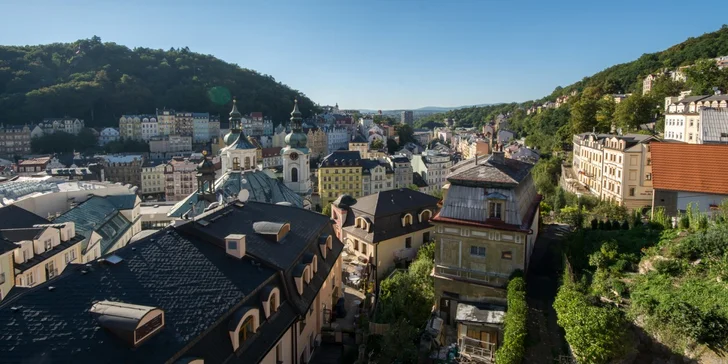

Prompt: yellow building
xmin=431 ymin=152 xmax=540 ymax=360
xmin=318 ymin=151 xmax=363 ymax=207
xmin=306 ymin=128 xmax=328 ymax=159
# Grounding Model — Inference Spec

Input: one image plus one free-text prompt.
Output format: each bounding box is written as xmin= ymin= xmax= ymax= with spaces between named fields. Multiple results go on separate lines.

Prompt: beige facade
xmin=306 ymin=128 xmax=328 ymax=159
xmin=0 ymin=251 xmax=14 ymax=301
xmin=164 ymin=158 xmax=199 ymax=202
xmin=103 ymin=155 xmax=143 ymax=188
xmin=9 ymin=224 xmax=83 ymax=290
xmin=119 ymin=115 xmax=142 ymax=140
xmin=141 ymin=162 xmax=166 ymax=196
xmin=569 ymin=133 xmax=655 ymax=210
xmin=149 ymin=135 xmax=193 ymax=156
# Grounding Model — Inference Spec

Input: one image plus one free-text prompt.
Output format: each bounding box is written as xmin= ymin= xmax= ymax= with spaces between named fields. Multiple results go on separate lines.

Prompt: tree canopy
xmin=0 ymin=36 xmax=319 ymax=127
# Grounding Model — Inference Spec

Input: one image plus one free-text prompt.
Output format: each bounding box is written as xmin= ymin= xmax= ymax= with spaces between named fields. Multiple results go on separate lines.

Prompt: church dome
xmin=284 ymin=132 xmax=308 ymax=149
xmin=224 ymin=130 xmax=240 ymax=146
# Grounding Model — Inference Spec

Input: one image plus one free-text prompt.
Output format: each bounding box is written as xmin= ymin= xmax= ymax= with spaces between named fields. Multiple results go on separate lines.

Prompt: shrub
xmin=554 ymin=280 xmax=629 ymax=363
xmin=591 ymin=218 xmax=599 ymax=230
xmin=679 ymin=213 xmax=690 ymax=229
xmin=598 ymin=220 xmax=605 ymax=230
xmin=612 ymin=220 xmax=621 ymax=230
xmin=621 ymin=220 xmax=630 ymax=230
xmin=632 ymin=210 xmax=643 ymax=228
xmin=495 ymin=277 xmax=528 ymax=364
xmin=604 ymin=219 xmax=612 ymax=230
xmin=653 ymin=259 xmax=683 ymax=276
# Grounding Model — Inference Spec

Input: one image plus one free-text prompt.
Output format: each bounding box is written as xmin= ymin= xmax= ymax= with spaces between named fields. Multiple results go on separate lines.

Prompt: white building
xmin=388 ymin=155 xmax=413 ymax=189
xmin=326 ymin=126 xmax=349 ymax=153
xmin=361 ymin=159 xmax=394 ymax=196
xmin=193 ymin=112 xmax=210 ymax=143
xmin=282 ymin=100 xmax=312 ymax=197
xmin=664 ymin=94 xmax=728 ymax=144
xmin=98 ymin=127 xmax=120 ymax=146
xmin=140 ymin=116 xmax=158 ymax=141
xmin=411 ymin=150 xmax=452 ymax=192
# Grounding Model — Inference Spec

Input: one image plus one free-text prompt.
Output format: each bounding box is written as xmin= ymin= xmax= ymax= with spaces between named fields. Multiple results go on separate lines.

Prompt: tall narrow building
xmin=282 ymin=99 xmax=312 ymax=198
xmin=220 ymin=97 xmax=258 ymax=172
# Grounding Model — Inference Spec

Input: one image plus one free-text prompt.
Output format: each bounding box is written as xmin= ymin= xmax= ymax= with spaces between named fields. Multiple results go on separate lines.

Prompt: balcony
xmin=459 ymin=336 xmax=495 ymax=363
xmin=434 ymin=265 xmax=508 ymax=288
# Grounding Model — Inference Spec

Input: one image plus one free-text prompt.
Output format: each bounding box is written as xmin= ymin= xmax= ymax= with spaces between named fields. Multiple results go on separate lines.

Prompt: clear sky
xmin=1 ymin=0 xmax=727 ymax=110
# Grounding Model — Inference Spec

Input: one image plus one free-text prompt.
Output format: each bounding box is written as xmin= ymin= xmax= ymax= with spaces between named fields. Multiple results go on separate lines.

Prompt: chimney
xmin=224 ymin=234 xmax=246 ymax=259
xmin=490 ymin=151 xmax=505 ymax=164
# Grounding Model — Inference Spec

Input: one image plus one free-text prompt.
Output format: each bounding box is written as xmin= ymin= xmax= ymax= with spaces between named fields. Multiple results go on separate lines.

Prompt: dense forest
xmin=0 ymin=36 xmax=320 ymax=127
xmin=416 ymin=25 xmax=728 ymax=151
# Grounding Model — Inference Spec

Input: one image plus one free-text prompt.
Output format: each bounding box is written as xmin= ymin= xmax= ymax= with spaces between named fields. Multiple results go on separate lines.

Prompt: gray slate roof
xmin=0 ymin=227 xmax=45 ymax=242
xmin=54 ymin=196 xmax=133 ymax=254
xmin=0 ymin=205 xmax=49 ymax=229
xmin=168 ymin=170 xmax=303 ymax=218
xmin=320 ymin=150 xmax=362 ymax=167
xmin=447 ymin=155 xmax=533 ymax=187
xmin=701 ymin=107 xmax=728 ymax=142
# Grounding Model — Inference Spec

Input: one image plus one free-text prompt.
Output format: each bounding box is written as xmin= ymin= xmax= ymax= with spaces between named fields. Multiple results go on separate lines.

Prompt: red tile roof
xmin=651 ymin=143 xmax=728 ymax=195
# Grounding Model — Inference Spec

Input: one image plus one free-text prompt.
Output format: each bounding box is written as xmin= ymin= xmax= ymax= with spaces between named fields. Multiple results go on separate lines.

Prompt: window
xmin=244 ymin=157 xmax=251 ymax=169
xmin=488 ymin=202 xmax=502 ymax=219
xmin=27 ymin=272 xmax=35 ymax=286
xmin=228 ymin=240 xmax=238 ymax=250
xmin=646 ymin=173 xmax=652 ymax=181
xmin=361 ymin=243 xmax=367 ymax=255
xmin=629 ymin=188 xmax=635 ymax=197
xmin=403 ymin=214 xmax=413 ymax=226
xmin=501 ymin=251 xmax=513 ymax=260
xmin=470 ymin=246 xmax=486 ymax=257
xmin=44 ymin=239 xmax=52 ymax=251
xmin=353 ymin=239 xmax=359 ymax=251
xmin=291 ymin=167 xmax=299 ymax=182
xmin=269 ymin=293 xmax=278 ymax=316
xmin=0 ymin=272 xmax=5 ymax=285
xmin=405 ymin=237 xmax=412 ymax=248
xmin=276 ymin=343 xmax=283 ymax=363
xmin=239 ymin=316 xmax=255 ymax=344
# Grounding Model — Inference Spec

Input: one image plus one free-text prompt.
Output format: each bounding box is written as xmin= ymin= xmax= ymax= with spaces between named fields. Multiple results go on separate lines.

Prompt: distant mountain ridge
xmin=358 ymin=103 xmax=495 ymax=114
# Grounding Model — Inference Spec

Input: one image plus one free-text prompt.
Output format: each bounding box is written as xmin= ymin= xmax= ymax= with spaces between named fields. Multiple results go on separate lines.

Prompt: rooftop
xmin=18 ymin=157 xmax=51 ymax=166
xmin=651 ymin=143 xmax=728 ymax=195
xmin=700 ymin=108 xmax=728 ymax=142
xmin=54 ymin=196 xmax=134 ymax=254
xmin=320 ymin=150 xmax=362 ymax=167
xmin=447 ymin=154 xmax=533 ymax=188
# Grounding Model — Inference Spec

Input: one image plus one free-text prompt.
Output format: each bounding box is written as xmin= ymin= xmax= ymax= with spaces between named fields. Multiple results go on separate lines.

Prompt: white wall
xmin=259 ymin=326 xmax=293 ymax=364
xmin=677 ymin=192 xmax=728 ymax=213
xmin=11 ymin=185 xmax=135 ymax=219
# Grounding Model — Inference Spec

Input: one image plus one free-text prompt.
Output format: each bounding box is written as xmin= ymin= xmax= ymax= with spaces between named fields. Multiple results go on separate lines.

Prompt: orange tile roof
xmin=651 ymin=142 xmax=728 ymax=195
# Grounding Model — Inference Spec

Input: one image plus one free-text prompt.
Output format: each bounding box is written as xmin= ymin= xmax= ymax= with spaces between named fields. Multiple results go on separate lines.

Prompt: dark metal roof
xmin=0 ymin=205 xmax=49 ymax=229
xmin=0 ymin=239 xmax=17 ymax=255
xmin=54 ymin=196 xmax=134 ymax=254
xmin=0 ymin=227 xmax=45 ymax=242
xmin=413 ymin=172 xmax=428 ymax=188
xmin=320 ymin=150 xmax=362 ymax=167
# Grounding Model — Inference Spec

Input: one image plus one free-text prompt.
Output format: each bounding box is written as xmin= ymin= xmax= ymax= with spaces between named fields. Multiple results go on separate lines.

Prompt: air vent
xmin=90 ymin=301 xmax=165 ymax=348
xmin=102 ymin=255 xmax=123 ymax=265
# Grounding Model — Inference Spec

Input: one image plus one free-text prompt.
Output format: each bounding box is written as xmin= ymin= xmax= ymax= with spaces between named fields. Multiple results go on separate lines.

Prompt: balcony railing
xmin=434 ymin=265 xmax=508 ymax=287
xmin=458 ymin=336 xmax=495 ymax=363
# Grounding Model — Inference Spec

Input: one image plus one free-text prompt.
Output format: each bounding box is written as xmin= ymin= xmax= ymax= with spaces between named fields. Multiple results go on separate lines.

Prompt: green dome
xmin=285 ymin=132 xmax=308 ymax=149
xmin=224 ymin=131 xmax=240 ymax=146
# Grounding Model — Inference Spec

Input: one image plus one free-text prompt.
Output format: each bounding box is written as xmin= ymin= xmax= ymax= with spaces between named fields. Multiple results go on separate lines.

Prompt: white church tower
xmin=282 ymin=99 xmax=312 ymax=196
xmin=220 ymin=97 xmax=258 ymax=172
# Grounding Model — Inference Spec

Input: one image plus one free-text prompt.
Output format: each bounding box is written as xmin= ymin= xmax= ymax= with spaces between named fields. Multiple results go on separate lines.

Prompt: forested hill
xmin=416 ymin=25 xmax=728 ymax=130
xmin=0 ymin=36 xmax=319 ymax=127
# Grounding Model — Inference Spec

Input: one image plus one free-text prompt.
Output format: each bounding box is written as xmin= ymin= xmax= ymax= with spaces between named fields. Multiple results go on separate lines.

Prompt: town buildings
xmin=318 ymin=150 xmax=363 ymax=207
xmin=0 ymin=124 xmax=31 ymax=156
xmin=272 ymin=124 xmax=288 ymax=148
xmin=306 ymin=127 xmax=328 ymax=159
xmin=331 ymin=189 xmax=439 ymax=282
xmin=102 ymin=155 xmax=143 ymax=188
xmin=412 ymin=150 xmax=452 ymax=193
xmin=262 ymin=147 xmax=283 ymax=168
xmin=401 ymin=110 xmax=414 ymax=125
xmin=0 ymin=200 xmax=344 ymax=364
xmin=141 ymin=159 xmax=166 ymax=198
xmin=348 ymin=135 xmax=369 ymax=159
xmin=388 ymin=155 xmax=413 ymax=189
xmin=282 ymin=100 xmax=313 ymax=200
xmin=164 ymin=157 xmax=199 ymax=202
xmin=37 ymin=118 xmax=85 ymax=135
xmin=664 ymin=94 xmax=728 ymax=143
xmin=98 ymin=127 xmax=120 ymax=146
xmin=119 ymin=115 xmax=143 ymax=140
xmin=141 ymin=115 xmax=159 ymax=141
xmin=651 ymin=143 xmax=728 ymax=218
xmin=149 ymin=135 xmax=193 ymax=159
xmin=361 ymin=159 xmax=394 ymax=196
xmin=325 ymin=126 xmax=349 ymax=153
xmin=192 ymin=113 xmax=211 ymax=143
xmin=431 ymin=152 xmax=540 ymax=358
xmin=16 ymin=157 xmax=51 ymax=175
xmin=563 ymin=133 xmax=656 ymax=210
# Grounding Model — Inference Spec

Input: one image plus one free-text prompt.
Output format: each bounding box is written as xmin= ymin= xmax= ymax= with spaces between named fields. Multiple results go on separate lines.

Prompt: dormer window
xmin=418 ymin=209 xmax=433 ymax=223
xmin=229 ymin=307 xmax=259 ymax=351
xmin=488 ymin=201 xmax=503 ymax=219
xmin=402 ymin=213 xmax=413 ymax=227
xmin=262 ymin=286 xmax=280 ymax=318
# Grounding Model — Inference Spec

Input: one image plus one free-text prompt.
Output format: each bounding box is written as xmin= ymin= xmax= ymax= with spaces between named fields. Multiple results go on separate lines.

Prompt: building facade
xmin=431 ymin=152 xmax=540 ymax=359
xmin=164 ymin=158 xmax=198 ymax=202
xmin=412 ymin=150 xmax=452 ymax=193
xmin=141 ymin=160 xmax=166 ymax=198
xmin=282 ymin=100 xmax=312 ymax=198
xmin=0 ymin=124 xmax=31 ymax=156
xmin=388 ymin=155 xmax=413 ymax=189
xmin=149 ymin=135 xmax=193 ymax=158
xmin=98 ymin=127 xmax=120 ymax=146
xmin=361 ymin=160 xmax=394 ymax=196
xmin=318 ymin=151 xmax=363 ymax=207
xmin=102 ymin=155 xmax=143 ymax=188
xmin=119 ymin=115 xmax=142 ymax=140
xmin=401 ymin=110 xmax=414 ymax=126
xmin=192 ymin=113 xmax=210 ymax=143
xmin=306 ymin=128 xmax=328 ymax=159
xmin=140 ymin=116 xmax=158 ymax=141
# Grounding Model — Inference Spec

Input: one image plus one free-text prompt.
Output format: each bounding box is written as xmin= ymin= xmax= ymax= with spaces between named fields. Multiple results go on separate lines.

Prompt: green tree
xmin=374 ymin=319 xmax=419 ymax=364
xmin=321 ymin=203 xmax=331 ymax=217
xmin=595 ymin=97 xmax=616 ymax=131
xmin=570 ymin=87 xmax=601 ymax=133
xmin=386 ymin=139 xmax=400 ymax=154
xmin=686 ymin=59 xmax=728 ymax=94
xmin=370 ymin=138 xmax=384 ymax=150
xmin=407 ymin=184 xmax=419 ymax=191
xmin=613 ymin=93 xmax=657 ymax=131
xmin=396 ymin=124 xmax=415 ymax=145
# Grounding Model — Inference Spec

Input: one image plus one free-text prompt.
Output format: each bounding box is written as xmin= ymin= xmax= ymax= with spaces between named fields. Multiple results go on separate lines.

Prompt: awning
xmin=455 ymin=303 xmax=506 ymax=325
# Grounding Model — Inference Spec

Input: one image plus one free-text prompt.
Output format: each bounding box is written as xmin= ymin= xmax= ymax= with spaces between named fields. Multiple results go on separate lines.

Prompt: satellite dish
xmin=238 ymin=190 xmax=250 ymax=203
xmin=240 ymin=178 xmax=248 ymax=185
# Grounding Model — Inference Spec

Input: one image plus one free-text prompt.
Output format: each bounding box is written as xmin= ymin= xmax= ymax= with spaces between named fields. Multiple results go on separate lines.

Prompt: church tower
xmin=196 ymin=150 xmax=217 ymax=202
xmin=221 ymin=98 xmax=258 ymax=172
xmin=282 ymin=99 xmax=311 ymax=196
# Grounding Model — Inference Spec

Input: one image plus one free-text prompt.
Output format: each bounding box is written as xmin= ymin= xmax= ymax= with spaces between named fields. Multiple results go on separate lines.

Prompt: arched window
xmin=312 ymin=255 xmax=318 ymax=273
xmin=244 ymin=157 xmax=251 ymax=170
xmin=239 ymin=316 xmax=255 ymax=344
xmin=418 ymin=209 xmax=433 ymax=223
xmin=263 ymin=287 xmax=281 ymax=318
xmin=233 ymin=157 xmax=240 ymax=170
xmin=304 ymin=266 xmax=311 ymax=284
xmin=291 ymin=167 xmax=298 ymax=182
xmin=269 ymin=294 xmax=277 ymax=316
xmin=402 ymin=213 xmax=413 ymax=226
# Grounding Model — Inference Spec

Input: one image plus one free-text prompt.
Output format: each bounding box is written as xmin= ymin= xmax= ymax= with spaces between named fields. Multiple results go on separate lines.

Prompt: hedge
xmin=495 ymin=275 xmax=528 ymax=364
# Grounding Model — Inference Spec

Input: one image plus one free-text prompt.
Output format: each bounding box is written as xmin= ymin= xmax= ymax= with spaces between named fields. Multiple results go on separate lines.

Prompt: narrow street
xmin=523 ymin=224 xmax=571 ymax=363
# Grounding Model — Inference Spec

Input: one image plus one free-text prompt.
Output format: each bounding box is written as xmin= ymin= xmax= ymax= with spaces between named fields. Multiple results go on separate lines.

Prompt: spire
xmin=290 ymin=99 xmax=303 ymax=132
xmin=229 ymin=97 xmax=242 ymax=131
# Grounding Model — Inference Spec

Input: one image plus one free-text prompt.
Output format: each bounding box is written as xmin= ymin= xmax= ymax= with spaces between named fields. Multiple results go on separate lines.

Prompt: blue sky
xmin=1 ymin=0 xmax=727 ymax=110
